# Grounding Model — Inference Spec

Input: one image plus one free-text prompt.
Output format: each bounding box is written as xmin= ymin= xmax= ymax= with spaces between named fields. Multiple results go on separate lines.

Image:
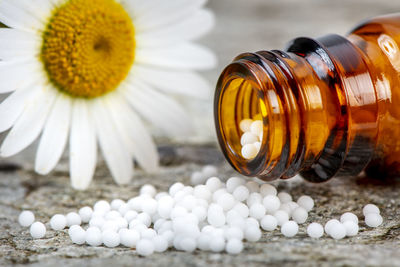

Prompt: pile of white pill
xmin=239 ymin=119 xmax=263 ymax=159
xmin=18 ymin=165 xmax=383 ymax=256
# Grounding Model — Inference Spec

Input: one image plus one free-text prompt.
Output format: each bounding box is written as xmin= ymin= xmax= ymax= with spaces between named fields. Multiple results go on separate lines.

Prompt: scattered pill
xmin=365 ymin=213 xmax=383 ymax=227
xmin=307 ymin=223 xmax=324 ymax=238
xmin=18 ymin=211 xmax=35 ymax=227
xmin=30 ymin=222 xmax=46 ymax=239
xmin=297 ymin=195 xmax=314 ymax=212
xmin=50 ymin=214 xmax=67 ymax=231
xmin=363 ymin=204 xmax=380 ymax=216
xmin=281 ymin=221 xmax=299 ymax=237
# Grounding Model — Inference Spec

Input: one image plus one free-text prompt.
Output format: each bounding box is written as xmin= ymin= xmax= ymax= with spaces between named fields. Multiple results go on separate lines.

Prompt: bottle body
xmin=214 ymin=13 xmax=400 ymax=182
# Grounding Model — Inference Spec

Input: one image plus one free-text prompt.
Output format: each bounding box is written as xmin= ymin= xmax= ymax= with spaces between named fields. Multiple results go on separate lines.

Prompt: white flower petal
xmin=129 ymin=65 xmax=211 ymax=99
xmin=132 ymin=0 xmax=207 ymax=32
xmin=122 ymin=80 xmax=193 ymax=136
xmin=0 ymin=0 xmax=46 ymax=32
xmin=135 ymin=42 xmax=217 ymax=70
xmin=69 ymin=99 xmax=97 ymax=190
xmin=0 ymin=59 xmax=44 ymax=94
xmin=135 ymin=9 xmax=214 ymax=47
xmin=0 ymin=85 xmax=39 ymax=133
xmin=0 ymin=86 xmax=57 ymax=157
xmin=35 ymin=93 xmax=71 ymax=175
xmin=107 ymin=93 xmax=159 ymax=172
xmin=92 ymin=98 xmax=133 ymax=185
xmin=0 ymin=29 xmax=41 ymax=61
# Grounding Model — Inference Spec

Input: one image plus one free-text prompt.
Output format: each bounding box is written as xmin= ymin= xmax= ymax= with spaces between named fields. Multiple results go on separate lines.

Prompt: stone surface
xmin=1 ymin=0 xmax=400 ymax=266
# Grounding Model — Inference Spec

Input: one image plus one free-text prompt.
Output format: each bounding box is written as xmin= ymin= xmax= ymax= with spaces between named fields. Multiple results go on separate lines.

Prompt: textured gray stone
xmin=1 ymin=0 xmax=400 ymax=266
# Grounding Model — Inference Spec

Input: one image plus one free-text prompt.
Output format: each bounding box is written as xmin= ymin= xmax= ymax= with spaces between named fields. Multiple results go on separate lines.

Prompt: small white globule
xmin=297 ymin=195 xmax=314 ymax=212
xmin=110 ymin=199 xmax=125 ymax=211
xmin=239 ymin=119 xmax=253 ymax=132
xmin=79 ymin=206 xmax=93 ymax=223
xmin=240 ymin=132 xmax=259 ymax=146
xmin=292 ymin=207 xmax=308 ymax=224
xmin=340 ymin=212 xmax=359 ymax=224
xmin=343 ymin=221 xmax=359 ymax=236
xmin=209 ymin=237 xmax=225 ymax=252
xmin=119 ymin=229 xmax=140 ymax=248
xmin=249 ymin=203 xmax=266 ymax=220
xmin=205 ymin=177 xmax=222 ymax=192
xmin=202 ymin=165 xmax=218 ymax=178
xmin=70 ymin=227 xmax=86 ymax=245
xmin=241 ymin=144 xmax=258 ymax=160
xmin=277 ymin=192 xmax=292 ymax=204
xmin=273 ymin=210 xmax=289 ymax=226
xmin=245 ymin=227 xmax=262 ymax=242
xmin=363 ymin=204 xmax=380 ymax=216
xmin=233 ymin=185 xmax=250 ymax=202
xmin=324 ymin=219 xmax=341 ymax=235
xmin=18 ymin=211 xmax=35 ymax=227
xmin=365 ymin=213 xmax=383 ymax=227
xmin=307 ymin=223 xmax=324 ymax=239
xmin=30 ymin=222 xmax=46 ymax=239
xmin=136 ymin=239 xmax=155 ymax=256
xmin=225 ymin=239 xmax=244 ymax=254
xmin=329 ymin=223 xmax=346 ymax=240
xmin=102 ymin=230 xmax=120 ymax=248
xmin=281 ymin=221 xmax=298 ymax=237
xmin=66 ymin=212 xmax=82 ymax=227
xmin=260 ymin=215 xmax=278 ymax=231
xmin=86 ymin=227 xmax=102 ymax=246
xmin=250 ymin=120 xmax=263 ymax=137
xmin=50 ymin=214 xmax=67 ymax=231
xmin=94 ymin=200 xmax=111 ymax=212
xmin=140 ymin=184 xmax=157 ymax=197
xmin=259 ymin=184 xmax=277 ymax=196
xmin=263 ymin=195 xmax=281 ymax=214
xmin=153 ymin=236 xmax=169 ymax=252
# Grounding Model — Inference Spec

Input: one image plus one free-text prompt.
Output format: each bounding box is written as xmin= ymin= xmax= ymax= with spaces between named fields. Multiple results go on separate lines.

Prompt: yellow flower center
xmin=41 ymin=0 xmax=135 ymax=98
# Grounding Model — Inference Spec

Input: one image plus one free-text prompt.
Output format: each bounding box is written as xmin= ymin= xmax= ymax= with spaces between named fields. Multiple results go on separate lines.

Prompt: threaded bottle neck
xmin=214 ymin=34 xmax=379 ymax=182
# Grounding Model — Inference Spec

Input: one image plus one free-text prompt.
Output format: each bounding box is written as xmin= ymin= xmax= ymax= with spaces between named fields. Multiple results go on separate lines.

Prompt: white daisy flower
xmin=0 ymin=0 xmax=216 ymax=189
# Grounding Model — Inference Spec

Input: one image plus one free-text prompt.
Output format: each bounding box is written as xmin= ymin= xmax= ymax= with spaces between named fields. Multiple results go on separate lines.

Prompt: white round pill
xmin=240 ymin=132 xmax=259 ymax=146
xmin=292 ymin=207 xmax=308 ymax=224
xmin=110 ymin=199 xmax=125 ymax=211
xmin=363 ymin=204 xmax=380 ymax=216
xmin=66 ymin=212 xmax=81 ymax=227
xmin=225 ymin=238 xmax=244 ymax=254
xmin=209 ymin=236 xmax=225 ymax=252
xmin=250 ymin=120 xmax=263 ymax=136
xmin=239 ymin=119 xmax=253 ymax=132
xmin=307 ymin=223 xmax=324 ymax=238
xmin=50 ymin=214 xmax=67 ymax=231
xmin=217 ymin=193 xmax=235 ymax=211
xmin=94 ymin=200 xmax=111 ymax=212
xmin=343 ymin=221 xmax=359 ymax=236
xmin=365 ymin=213 xmax=383 ymax=227
xmin=205 ymin=177 xmax=222 ymax=192
xmin=297 ymin=195 xmax=314 ymax=212
xmin=324 ymin=219 xmax=341 ymax=235
xmin=329 ymin=223 xmax=346 ymax=240
xmin=78 ymin=206 xmax=93 ymax=223
xmin=277 ymin=192 xmax=292 ymax=203
xmin=140 ymin=184 xmax=157 ymax=197
xmin=233 ymin=185 xmax=250 ymax=202
xmin=260 ymin=215 xmax=278 ymax=231
xmin=18 ymin=211 xmax=35 ymax=227
xmin=340 ymin=212 xmax=358 ymax=224
xmin=273 ymin=210 xmax=289 ymax=226
xmin=119 ymin=229 xmax=140 ymax=248
xmin=30 ymin=222 xmax=46 ymax=239
xmin=245 ymin=227 xmax=262 ymax=242
xmin=136 ymin=239 xmax=155 ymax=256
xmin=102 ymin=230 xmax=120 ymax=247
xmin=70 ymin=227 xmax=86 ymax=244
xmin=86 ymin=227 xmax=102 ymax=246
xmin=281 ymin=221 xmax=299 ymax=237
xmin=263 ymin=195 xmax=281 ymax=214
xmin=249 ymin=203 xmax=266 ymax=220
xmin=260 ymin=184 xmax=277 ymax=196
xmin=153 ymin=235 xmax=169 ymax=252
xmin=241 ymin=144 xmax=258 ymax=159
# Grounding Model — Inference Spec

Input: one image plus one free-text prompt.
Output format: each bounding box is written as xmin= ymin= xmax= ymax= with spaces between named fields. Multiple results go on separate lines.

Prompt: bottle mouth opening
xmin=214 ymin=58 xmax=283 ymax=179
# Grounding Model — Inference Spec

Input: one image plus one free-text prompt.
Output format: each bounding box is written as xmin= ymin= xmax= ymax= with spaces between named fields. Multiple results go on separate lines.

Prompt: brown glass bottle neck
xmin=215 ymin=34 xmax=379 ymax=182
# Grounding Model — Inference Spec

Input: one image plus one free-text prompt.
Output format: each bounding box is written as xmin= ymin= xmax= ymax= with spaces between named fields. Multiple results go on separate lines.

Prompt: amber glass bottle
xmin=214 ymin=13 xmax=400 ymax=182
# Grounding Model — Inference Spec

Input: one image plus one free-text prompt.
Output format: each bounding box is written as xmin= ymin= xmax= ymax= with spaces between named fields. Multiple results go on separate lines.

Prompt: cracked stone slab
xmin=0 ymin=144 xmax=400 ymax=267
